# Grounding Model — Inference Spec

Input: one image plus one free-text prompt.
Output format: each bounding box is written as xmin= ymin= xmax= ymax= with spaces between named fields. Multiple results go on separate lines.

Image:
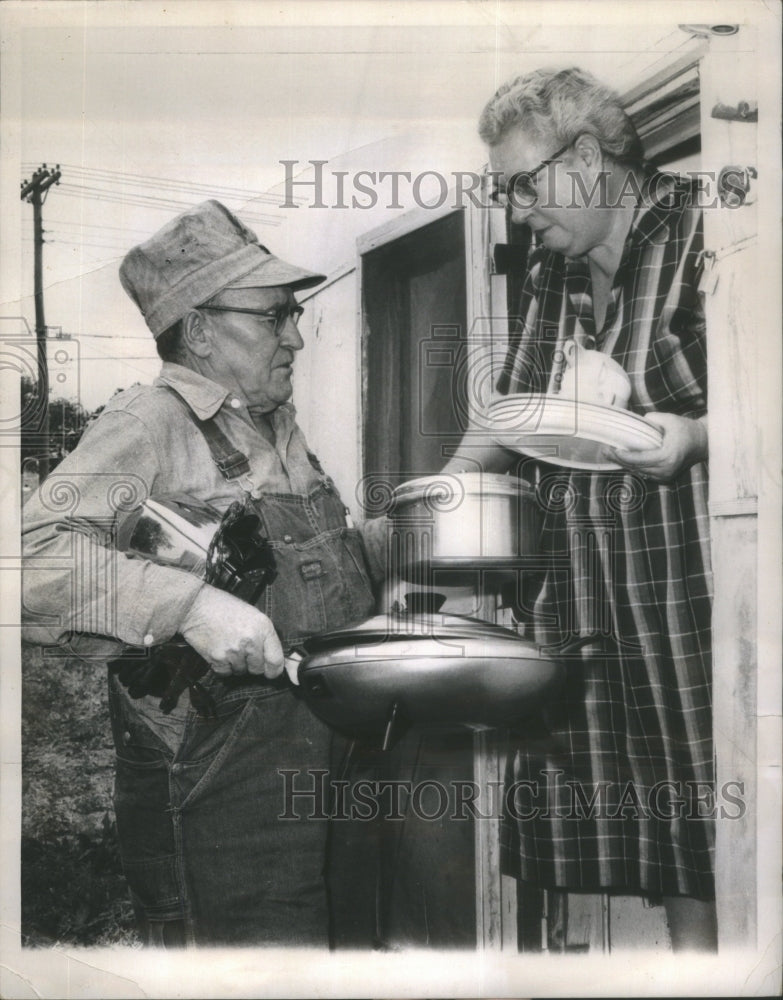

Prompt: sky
xmin=0 ymin=0 xmax=747 ymax=411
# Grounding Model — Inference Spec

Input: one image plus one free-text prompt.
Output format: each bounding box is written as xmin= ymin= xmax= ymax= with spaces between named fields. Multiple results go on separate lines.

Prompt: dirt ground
xmin=21 ymin=644 xmax=140 ymax=947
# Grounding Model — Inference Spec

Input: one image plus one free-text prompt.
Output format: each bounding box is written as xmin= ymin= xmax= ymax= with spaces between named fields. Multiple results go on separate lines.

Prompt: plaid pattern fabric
xmin=500 ymin=175 xmax=715 ymax=899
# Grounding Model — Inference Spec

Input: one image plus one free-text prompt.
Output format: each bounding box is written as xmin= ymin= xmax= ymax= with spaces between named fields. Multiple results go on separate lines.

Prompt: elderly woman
xmin=445 ymin=67 xmax=715 ymax=950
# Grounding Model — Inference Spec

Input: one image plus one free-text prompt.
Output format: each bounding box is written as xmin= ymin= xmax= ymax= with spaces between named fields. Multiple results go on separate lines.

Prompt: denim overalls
xmin=109 ymin=413 xmax=376 ymax=946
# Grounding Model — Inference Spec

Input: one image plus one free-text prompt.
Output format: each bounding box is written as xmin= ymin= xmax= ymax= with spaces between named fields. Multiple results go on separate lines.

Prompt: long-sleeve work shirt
xmin=22 ymin=362 xmax=385 ymax=657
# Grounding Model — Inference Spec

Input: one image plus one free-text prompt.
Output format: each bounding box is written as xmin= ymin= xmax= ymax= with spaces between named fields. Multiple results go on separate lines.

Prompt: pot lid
xmin=391 ymin=471 xmax=533 ymax=506
xmin=300 ymin=604 xmax=531 ymax=655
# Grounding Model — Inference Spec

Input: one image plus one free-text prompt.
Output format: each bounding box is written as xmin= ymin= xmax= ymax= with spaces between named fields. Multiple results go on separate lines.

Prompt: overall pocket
xmin=113 ymin=754 xmax=184 ymax=920
xmin=323 ymin=526 xmax=377 ymax=626
xmin=254 ymin=485 xmax=377 ymax=646
xmin=310 ymin=483 xmax=377 ymax=624
xmin=264 ymin=536 xmax=329 ymax=642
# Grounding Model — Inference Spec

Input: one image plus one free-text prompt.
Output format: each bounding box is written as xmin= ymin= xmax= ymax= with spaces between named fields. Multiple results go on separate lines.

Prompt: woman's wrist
xmin=693 ymin=414 xmax=708 ymax=463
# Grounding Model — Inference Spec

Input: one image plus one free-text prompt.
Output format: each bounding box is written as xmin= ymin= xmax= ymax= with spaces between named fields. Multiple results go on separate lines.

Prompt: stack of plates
xmin=488 ymin=393 xmax=662 ymax=471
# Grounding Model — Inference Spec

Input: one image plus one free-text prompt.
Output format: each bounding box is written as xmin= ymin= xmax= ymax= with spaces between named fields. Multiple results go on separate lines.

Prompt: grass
xmin=21 ymin=644 xmax=140 ymax=947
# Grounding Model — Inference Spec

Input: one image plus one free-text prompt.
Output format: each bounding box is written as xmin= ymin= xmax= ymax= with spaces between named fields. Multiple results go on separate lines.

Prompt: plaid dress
xmin=500 ymin=175 xmax=714 ymax=899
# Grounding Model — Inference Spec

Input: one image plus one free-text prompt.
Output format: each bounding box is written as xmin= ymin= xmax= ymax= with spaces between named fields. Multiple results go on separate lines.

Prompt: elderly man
xmin=445 ymin=67 xmax=715 ymax=950
xmin=22 ymin=200 xmax=381 ymax=946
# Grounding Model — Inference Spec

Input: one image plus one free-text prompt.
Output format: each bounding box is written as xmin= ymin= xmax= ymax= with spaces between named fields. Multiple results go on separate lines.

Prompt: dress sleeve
xmin=22 ymin=409 xmax=205 ymax=649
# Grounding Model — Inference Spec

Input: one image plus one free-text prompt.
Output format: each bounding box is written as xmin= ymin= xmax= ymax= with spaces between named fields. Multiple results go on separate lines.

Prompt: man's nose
xmin=279 ymin=316 xmax=304 ymax=350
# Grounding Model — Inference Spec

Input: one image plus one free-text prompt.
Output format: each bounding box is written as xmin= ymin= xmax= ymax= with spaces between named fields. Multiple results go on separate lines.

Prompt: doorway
xmin=362 ymin=209 xmax=468 ymax=480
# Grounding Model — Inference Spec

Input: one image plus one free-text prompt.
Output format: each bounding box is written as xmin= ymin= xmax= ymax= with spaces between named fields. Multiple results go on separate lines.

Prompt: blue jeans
xmin=109 ymin=672 xmax=332 ymax=946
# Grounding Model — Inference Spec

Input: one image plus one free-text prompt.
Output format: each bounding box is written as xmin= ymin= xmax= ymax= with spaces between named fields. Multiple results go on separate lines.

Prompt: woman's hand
xmin=610 ymin=413 xmax=707 ymax=482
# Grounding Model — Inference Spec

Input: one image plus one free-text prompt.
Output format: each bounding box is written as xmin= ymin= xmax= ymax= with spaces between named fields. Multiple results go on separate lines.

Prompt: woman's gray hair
xmin=478 ymin=66 xmax=645 ymax=166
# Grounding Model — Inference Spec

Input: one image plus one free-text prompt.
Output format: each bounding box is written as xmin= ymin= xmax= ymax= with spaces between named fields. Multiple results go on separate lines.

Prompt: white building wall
xmin=293 ymin=267 xmax=363 ymax=510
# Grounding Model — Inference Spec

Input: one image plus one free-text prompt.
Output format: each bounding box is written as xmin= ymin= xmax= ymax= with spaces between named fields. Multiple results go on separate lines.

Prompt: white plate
xmin=487 ymin=394 xmax=663 ymax=471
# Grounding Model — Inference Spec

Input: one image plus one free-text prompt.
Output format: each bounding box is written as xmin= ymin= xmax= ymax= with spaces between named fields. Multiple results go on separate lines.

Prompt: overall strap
xmin=196 ymin=416 xmax=251 ymax=481
xmin=161 ymin=384 xmax=251 ymax=482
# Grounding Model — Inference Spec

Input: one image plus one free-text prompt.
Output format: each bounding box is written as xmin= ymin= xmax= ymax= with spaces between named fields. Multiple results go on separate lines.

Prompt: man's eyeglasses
xmin=200 ymin=302 xmax=304 ymax=336
xmin=491 ymin=139 xmax=574 ymax=209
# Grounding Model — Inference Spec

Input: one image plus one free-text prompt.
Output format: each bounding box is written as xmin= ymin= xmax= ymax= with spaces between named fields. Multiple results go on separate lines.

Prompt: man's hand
xmin=610 ymin=413 xmax=708 ymax=482
xmin=180 ymin=586 xmax=285 ymax=679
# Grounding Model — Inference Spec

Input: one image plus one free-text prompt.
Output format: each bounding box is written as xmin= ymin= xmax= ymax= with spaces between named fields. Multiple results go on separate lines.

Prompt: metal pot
xmin=297 ymin=592 xmax=565 ymax=749
xmin=389 ymin=472 xmax=541 ymax=581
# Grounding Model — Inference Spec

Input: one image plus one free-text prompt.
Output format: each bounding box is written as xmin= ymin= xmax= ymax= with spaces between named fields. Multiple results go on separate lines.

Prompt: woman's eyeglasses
xmin=491 ymin=139 xmax=574 ymax=209
xmin=200 ymin=302 xmax=304 ymax=336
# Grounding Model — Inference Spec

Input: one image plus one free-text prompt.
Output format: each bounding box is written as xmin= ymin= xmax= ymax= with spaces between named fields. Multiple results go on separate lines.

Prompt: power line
xmin=56 ymin=181 xmax=226 ymax=212
xmin=26 ymin=228 xmax=134 ymax=241
xmin=24 ymin=236 xmax=130 ymax=252
xmin=41 ymin=218 xmax=155 ymax=236
xmin=30 ymin=162 xmax=294 ymax=206
xmin=64 ymin=333 xmax=155 ymax=340
xmin=34 ymin=165 xmax=294 ymax=212
xmin=56 ymin=182 xmax=282 ymax=226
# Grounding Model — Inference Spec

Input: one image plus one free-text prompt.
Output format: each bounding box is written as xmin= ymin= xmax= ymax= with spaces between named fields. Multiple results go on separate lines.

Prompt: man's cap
xmin=119 ymin=200 xmax=326 ymax=337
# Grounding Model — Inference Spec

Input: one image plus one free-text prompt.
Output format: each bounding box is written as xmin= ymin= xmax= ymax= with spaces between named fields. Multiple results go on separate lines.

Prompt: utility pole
xmin=20 ymin=163 xmax=61 ymax=481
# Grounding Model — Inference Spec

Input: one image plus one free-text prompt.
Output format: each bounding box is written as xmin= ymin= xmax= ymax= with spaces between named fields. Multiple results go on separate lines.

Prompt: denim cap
xmin=119 ymin=200 xmax=326 ymax=337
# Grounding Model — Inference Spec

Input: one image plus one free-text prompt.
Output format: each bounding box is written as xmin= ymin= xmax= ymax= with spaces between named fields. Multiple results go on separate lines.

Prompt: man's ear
xmin=182 ymin=309 xmax=213 ymax=358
